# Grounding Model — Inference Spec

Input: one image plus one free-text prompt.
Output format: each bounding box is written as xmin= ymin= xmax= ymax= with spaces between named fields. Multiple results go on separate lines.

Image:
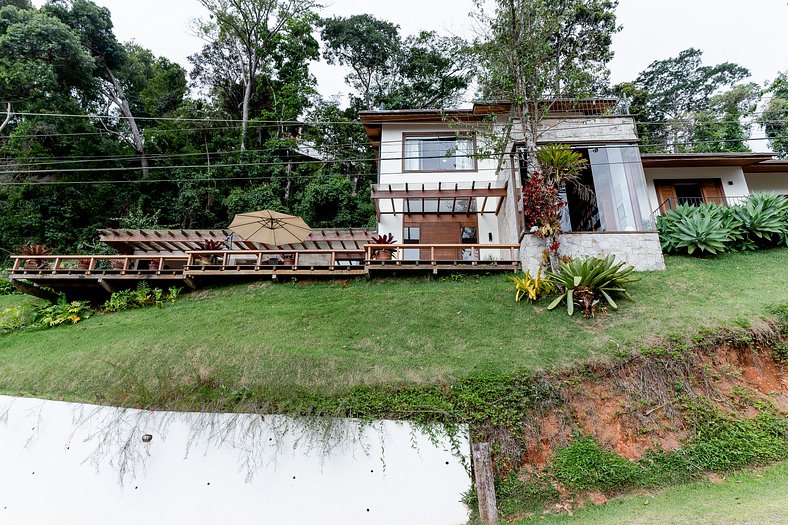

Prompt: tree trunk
xmin=0 ymin=103 xmax=11 ymax=134
xmin=106 ymin=69 xmax=149 ymax=178
xmin=241 ymin=76 xmax=252 ymax=152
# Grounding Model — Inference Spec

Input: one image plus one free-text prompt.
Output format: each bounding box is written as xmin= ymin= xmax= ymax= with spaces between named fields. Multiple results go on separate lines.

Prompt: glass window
xmin=586 ymin=146 xmax=654 ymax=232
xmin=406 ymin=198 xmax=478 ymax=214
xmin=404 ymin=135 xmax=475 ymax=171
xmin=403 ymin=226 xmax=420 ymax=261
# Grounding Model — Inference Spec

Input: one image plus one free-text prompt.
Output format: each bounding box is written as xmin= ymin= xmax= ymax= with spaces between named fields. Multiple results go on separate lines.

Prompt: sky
xmin=32 ymin=0 xmax=788 ymax=101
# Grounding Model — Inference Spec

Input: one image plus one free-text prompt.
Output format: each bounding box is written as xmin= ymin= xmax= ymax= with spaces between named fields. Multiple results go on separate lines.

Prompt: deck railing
xmin=364 ymin=243 xmax=520 ymax=265
xmin=10 ymin=255 xmax=189 ymax=274
xmin=186 ymin=249 xmax=366 ymax=269
xmin=653 ymin=195 xmax=750 ymax=216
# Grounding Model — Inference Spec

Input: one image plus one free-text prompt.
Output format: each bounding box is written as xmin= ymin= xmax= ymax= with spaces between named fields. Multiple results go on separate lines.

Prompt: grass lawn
xmin=0 ymin=249 xmax=786 ymax=403
xmin=519 ymin=462 xmax=788 ymax=525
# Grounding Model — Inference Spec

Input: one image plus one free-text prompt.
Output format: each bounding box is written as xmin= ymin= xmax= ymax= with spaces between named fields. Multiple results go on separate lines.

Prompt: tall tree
xmin=691 ymin=83 xmax=760 ymax=153
xmin=195 ymin=0 xmax=318 ymax=151
xmin=44 ymin=0 xmax=156 ymax=176
xmin=759 ymin=72 xmax=788 ymax=158
xmin=614 ymin=48 xmax=751 ymax=152
xmin=319 ymin=14 xmax=400 ymax=110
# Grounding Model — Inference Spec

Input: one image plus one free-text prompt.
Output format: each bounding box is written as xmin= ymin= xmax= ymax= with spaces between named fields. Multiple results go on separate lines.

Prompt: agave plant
xmin=546 ymin=256 xmax=638 ymax=318
xmin=657 ymin=204 xmax=732 ymax=255
xmin=733 ymin=193 xmax=788 ymax=248
xmin=508 ymin=269 xmax=553 ymax=303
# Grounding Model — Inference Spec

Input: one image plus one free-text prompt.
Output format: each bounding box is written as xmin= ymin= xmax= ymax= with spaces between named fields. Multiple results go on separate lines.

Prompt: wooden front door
xmin=406 ymin=217 xmax=479 ymax=261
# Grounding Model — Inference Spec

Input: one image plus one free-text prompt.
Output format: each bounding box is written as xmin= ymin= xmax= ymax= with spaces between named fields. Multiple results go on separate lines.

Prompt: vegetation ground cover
xmin=515 ymin=461 xmax=788 ymax=525
xmin=0 ymin=249 xmax=785 ymax=405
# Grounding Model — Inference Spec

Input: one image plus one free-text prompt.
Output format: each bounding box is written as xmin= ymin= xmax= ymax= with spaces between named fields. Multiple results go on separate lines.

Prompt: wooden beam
xmin=372 ymin=188 xmax=507 ymax=199
xmin=472 ymin=442 xmax=498 ymax=525
xmin=97 ymin=279 xmax=114 ymax=293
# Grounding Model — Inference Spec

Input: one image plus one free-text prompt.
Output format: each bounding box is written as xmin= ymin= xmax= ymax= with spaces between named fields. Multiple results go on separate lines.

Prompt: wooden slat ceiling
xmin=742 ymin=160 xmax=788 ymax=173
xmin=98 ymin=228 xmax=376 ymax=254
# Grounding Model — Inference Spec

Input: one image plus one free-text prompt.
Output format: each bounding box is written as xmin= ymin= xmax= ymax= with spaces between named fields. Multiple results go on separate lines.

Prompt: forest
xmin=1 ymin=0 xmax=786 ymax=256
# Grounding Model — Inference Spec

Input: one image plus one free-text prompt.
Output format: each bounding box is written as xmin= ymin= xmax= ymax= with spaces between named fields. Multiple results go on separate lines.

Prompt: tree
xmin=615 ymin=48 xmax=751 ymax=152
xmin=195 ymin=0 xmax=318 ymax=151
xmin=320 ymin=14 xmax=400 ymax=110
xmin=691 ymin=83 xmax=760 ymax=153
xmin=472 ymin=0 xmax=619 ymax=270
xmin=44 ymin=0 xmax=156 ymax=177
xmin=0 ymin=0 xmax=31 ymax=9
xmin=759 ymin=72 xmax=788 ymax=158
xmin=320 ymin=15 xmax=474 ymax=110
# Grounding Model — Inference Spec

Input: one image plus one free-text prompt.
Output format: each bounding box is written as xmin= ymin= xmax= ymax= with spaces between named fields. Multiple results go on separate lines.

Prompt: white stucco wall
xmin=644 ymin=166 xmax=750 ymax=213
xmin=520 ymin=233 xmax=665 ymax=273
xmin=744 ymin=172 xmax=788 ymax=194
xmin=0 ymin=396 xmax=471 ymax=525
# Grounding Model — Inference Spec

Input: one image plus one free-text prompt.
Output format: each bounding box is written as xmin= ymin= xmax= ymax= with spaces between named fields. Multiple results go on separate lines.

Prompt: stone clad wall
xmin=520 ymin=233 xmax=666 ymax=273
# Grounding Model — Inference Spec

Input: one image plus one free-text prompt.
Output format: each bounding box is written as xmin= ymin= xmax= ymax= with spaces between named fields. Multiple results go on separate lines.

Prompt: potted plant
xmin=76 ymin=258 xmax=91 ymax=270
xmin=196 ymin=240 xmax=226 ymax=265
xmin=370 ymin=234 xmax=397 ymax=261
xmin=110 ymin=258 xmax=126 ymax=270
xmin=19 ymin=243 xmax=52 ymax=270
xmin=148 ymin=258 xmax=162 ymax=270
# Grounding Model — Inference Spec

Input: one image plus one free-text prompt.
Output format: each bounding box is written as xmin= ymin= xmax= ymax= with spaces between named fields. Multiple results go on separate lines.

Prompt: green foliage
xmin=33 ymin=297 xmax=92 ymax=327
xmin=658 ymin=195 xmax=788 ymax=256
xmin=547 ymin=256 xmax=638 ymax=317
xmin=552 ymin=437 xmax=641 ymax=490
xmin=103 ymin=283 xmax=180 ymax=313
xmin=1 ymin=296 xmax=91 ymax=333
xmin=0 ymin=275 xmax=19 ymax=296
xmin=509 ymin=269 xmax=553 ymax=302
xmin=492 ymin=473 xmax=559 ymax=516
xmin=759 ymin=72 xmax=788 ymax=158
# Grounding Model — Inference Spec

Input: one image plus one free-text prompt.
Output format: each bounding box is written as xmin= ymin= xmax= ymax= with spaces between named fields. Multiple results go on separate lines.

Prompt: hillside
xmin=0 ymin=249 xmax=787 ymax=405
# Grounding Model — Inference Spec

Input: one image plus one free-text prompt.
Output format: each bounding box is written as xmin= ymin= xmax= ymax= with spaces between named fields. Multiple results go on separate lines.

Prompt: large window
xmin=404 ymin=134 xmax=476 ymax=172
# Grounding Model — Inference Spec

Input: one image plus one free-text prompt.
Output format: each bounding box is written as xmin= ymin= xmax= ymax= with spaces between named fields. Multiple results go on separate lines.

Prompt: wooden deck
xmin=9 ymin=244 xmax=520 ymax=299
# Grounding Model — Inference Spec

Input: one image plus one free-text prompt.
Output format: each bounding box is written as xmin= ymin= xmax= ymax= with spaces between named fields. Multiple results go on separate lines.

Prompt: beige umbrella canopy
xmin=229 ymin=210 xmax=312 ymax=246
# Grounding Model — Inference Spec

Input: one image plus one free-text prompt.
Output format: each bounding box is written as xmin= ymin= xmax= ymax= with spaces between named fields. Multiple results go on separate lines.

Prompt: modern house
xmin=360 ymin=100 xmax=667 ymax=273
xmin=10 ymin=98 xmax=787 ymax=299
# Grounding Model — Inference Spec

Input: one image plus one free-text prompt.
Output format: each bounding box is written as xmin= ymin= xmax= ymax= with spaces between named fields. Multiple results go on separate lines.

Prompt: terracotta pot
xmin=24 ymin=260 xmax=38 ymax=270
xmin=197 ymin=256 xmax=215 ymax=266
xmin=373 ymin=249 xmax=393 ymax=261
xmin=110 ymin=260 xmax=126 ymax=270
xmin=282 ymin=256 xmax=295 ymax=266
xmin=77 ymin=261 xmax=91 ymax=270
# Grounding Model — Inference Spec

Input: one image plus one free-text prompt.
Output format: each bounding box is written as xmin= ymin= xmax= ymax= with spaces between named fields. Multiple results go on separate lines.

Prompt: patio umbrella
xmin=228 ymin=210 xmax=312 ymax=246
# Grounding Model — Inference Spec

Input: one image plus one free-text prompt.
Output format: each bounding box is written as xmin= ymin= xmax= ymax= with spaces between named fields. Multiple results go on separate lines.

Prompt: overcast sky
xmin=33 ymin=0 xmax=788 ymax=101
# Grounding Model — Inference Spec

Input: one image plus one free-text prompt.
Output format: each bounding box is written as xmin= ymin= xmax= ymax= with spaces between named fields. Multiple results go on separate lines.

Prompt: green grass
xmin=518 ymin=462 xmax=788 ymax=525
xmin=0 ymin=249 xmax=786 ymax=403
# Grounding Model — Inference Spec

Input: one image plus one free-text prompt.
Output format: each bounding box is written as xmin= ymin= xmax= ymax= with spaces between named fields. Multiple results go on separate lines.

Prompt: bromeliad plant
xmin=546 ymin=256 xmax=639 ymax=318
xmin=508 ymin=269 xmax=553 ymax=302
xmin=370 ymin=233 xmax=397 ymax=261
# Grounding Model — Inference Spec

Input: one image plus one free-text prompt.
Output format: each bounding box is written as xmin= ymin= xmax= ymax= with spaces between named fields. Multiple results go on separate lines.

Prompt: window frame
xmin=401 ymin=132 xmax=478 ymax=173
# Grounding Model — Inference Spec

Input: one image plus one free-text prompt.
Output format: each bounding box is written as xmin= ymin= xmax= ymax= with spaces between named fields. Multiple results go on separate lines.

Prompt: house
xmin=359 ymin=100 xmax=667 ymax=273
xmin=640 ymin=153 xmax=788 ymax=213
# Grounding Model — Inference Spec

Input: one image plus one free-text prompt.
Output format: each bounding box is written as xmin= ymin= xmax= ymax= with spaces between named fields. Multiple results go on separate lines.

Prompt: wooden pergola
xmin=98 ymin=228 xmax=377 ymax=254
xmin=371 ymin=181 xmax=509 ymax=218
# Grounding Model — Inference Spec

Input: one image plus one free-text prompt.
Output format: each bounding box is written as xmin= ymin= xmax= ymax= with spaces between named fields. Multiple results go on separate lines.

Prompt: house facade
xmin=360 ymin=100 xmax=667 ymax=272
xmin=641 ymin=153 xmax=788 ymax=213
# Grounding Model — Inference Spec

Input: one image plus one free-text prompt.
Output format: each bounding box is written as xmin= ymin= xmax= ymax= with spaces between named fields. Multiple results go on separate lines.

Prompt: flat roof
xmin=742 ymin=159 xmax=788 ymax=173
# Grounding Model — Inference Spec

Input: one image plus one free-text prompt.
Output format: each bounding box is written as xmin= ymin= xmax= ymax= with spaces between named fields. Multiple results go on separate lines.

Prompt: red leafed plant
xmin=197 ymin=240 xmax=226 ymax=251
xmin=522 ymin=173 xmax=564 ymax=236
xmin=371 ymin=233 xmax=396 ymax=245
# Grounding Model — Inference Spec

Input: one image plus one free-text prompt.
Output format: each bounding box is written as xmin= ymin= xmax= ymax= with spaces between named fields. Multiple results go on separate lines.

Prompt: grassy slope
xmin=0 ymin=249 xmax=786 ymax=402
xmin=520 ymin=462 xmax=788 ymax=525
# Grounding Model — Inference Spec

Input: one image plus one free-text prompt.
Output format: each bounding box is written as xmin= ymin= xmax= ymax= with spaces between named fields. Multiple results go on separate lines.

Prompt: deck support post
xmin=472 ymin=441 xmax=498 ymax=525
xmin=97 ymin=279 xmax=114 ymax=294
xmin=183 ymin=277 xmax=198 ymax=291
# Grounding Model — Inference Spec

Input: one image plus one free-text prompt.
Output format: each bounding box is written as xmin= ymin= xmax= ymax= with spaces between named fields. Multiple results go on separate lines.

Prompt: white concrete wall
xmin=520 ymin=233 xmax=666 ymax=273
xmin=744 ymin=172 xmax=788 ymax=195
xmin=644 ymin=166 xmax=750 ymax=213
xmin=0 ymin=396 xmax=471 ymax=525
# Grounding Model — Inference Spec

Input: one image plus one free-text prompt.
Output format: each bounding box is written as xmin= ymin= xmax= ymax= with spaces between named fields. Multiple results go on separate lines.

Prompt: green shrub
xmin=0 ymin=278 xmax=18 ymax=296
xmin=546 ymin=256 xmax=638 ymax=317
xmin=103 ymin=283 xmax=181 ymax=312
xmin=657 ymin=204 xmax=733 ymax=255
xmin=33 ymin=297 xmax=92 ymax=327
xmin=733 ymin=193 xmax=788 ymax=248
xmin=551 ymin=437 xmax=641 ymax=490
xmin=508 ymin=268 xmax=553 ymax=302
xmin=658 ymin=194 xmax=788 ymax=256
